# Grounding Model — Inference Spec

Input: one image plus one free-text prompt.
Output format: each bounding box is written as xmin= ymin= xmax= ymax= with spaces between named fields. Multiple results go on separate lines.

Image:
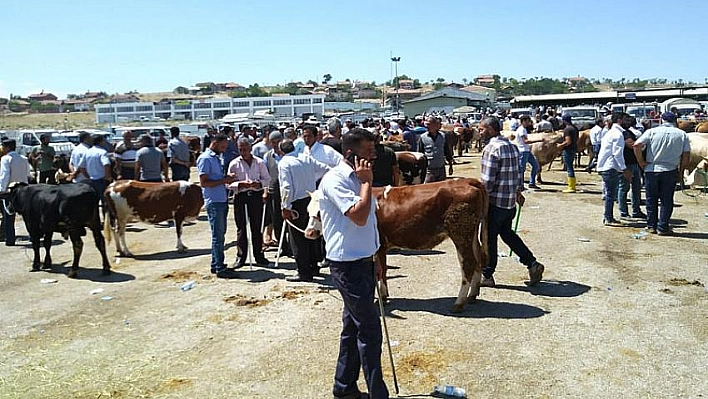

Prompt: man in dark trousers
xmin=319 ymin=128 xmax=389 ymax=399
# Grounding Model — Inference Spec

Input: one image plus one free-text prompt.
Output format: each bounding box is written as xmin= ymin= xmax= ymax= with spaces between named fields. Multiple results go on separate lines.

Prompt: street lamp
xmin=391 ymin=56 xmax=401 ymax=114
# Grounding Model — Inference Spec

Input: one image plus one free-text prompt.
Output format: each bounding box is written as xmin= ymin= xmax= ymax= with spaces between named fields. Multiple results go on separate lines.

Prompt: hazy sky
xmin=2 ymin=0 xmax=706 ymax=99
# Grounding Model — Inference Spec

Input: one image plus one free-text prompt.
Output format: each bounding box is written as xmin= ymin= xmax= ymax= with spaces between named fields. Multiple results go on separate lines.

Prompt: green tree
xmin=323 ymin=74 xmax=332 ymax=84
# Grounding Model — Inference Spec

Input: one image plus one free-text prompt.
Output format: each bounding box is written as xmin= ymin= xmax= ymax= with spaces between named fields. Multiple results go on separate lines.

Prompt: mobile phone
xmin=346 ymin=151 xmax=358 ymax=165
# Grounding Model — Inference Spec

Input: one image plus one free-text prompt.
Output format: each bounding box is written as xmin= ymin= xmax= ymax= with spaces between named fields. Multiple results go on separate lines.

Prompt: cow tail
xmin=476 ymin=186 xmax=489 ymax=270
xmin=103 ymin=210 xmax=112 ymax=243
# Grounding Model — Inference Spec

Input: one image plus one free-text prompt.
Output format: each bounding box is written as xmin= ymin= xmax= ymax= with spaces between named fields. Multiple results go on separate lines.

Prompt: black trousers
xmin=269 ymin=183 xmax=290 ymax=255
xmin=483 ymin=204 xmax=536 ymax=278
xmin=234 ymin=190 xmax=264 ymax=261
xmin=170 ymin=164 xmax=190 ymax=181
xmin=288 ymin=197 xmax=322 ymax=277
xmin=38 ymin=169 xmax=56 ymax=184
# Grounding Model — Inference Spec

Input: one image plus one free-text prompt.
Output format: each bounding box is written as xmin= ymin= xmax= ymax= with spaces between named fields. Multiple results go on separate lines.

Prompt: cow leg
xmin=68 ymin=231 xmax=83 ymax=278
xmin=375 ymin=249 xmax=389 ymax=300
xmin=175 ymin=216 xmax=187 ymax=253
xmin=91 ymin=227 xmax=112 ymax=276
xmin=42 ymin=232 xmax=53 ymax=269
xmin=116 ymin=217 xmax=133 ymax=257
xmin=30 ymin=234 xmax=42 ymax=271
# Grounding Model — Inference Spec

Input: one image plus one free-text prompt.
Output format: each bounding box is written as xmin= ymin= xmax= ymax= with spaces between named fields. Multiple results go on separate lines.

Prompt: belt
xmin=238 ymin=190 xmax=263 ymax=196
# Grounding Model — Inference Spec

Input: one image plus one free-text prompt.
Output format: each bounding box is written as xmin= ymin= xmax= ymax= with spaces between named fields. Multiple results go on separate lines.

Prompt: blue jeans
xmin=599 ymin=169 xmax=620 ymax=222
xmin=618 ymin=163 xmax=642 ymax=216
xmin=483 ymin=205 xmax=536 ymax=278
xmin=644 ymin=170 xmax=678 ymax=232
xmin=519 ymin=151 xmax=540 ymax=185
xmin=206 ymin=202 xmax=229 ymax=273
xmin=587 ymin=144 xmax=601 ymax=170
xmin=562 ymin=150 xmax=576 ymax=178
xmin=329 ymin=258 xmax=389 ymax=399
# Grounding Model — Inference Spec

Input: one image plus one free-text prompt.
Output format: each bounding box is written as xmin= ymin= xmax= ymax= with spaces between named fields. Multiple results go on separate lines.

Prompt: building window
xmin=213 ymin=102 xmax=230 ymax=108
xmin=116 ymin=106 xmax=134 ymax=112
xmin=273 ymin=99 xmax=292 ymax=106
xmin=174 ymin=103 xmax=192 ymax=110
xmin=136 ymin=105 xmax=153 ymax=112
xmin=233 ymin=101 xmax=249 ymax=107
xmin=155 ymin=104 xmax=171 ymax=111
xmin=97 ymin=107 xmax=114 ymax=113
xmin=312 ymin=98 xmax=323 ymax=104
xmin=253 ymin=100 xmax=271 ymax=107
xmin=294 ymin=98 xmax=310 ymax=105
xmin=194 ymin=103 xmax=212 ymax=109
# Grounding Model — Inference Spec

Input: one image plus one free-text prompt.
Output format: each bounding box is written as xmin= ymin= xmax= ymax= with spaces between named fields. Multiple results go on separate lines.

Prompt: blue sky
xmin=2 ymin=0 xmax=706 ymax=99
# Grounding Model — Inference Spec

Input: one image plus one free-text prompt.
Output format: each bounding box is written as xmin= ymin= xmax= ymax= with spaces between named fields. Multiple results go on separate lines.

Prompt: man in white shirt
xmin=302 ymin=124 xmax=343 ymax=174
xmin=596 ymin=113 xmax=633 ymax=226
xmin=515 ymin=115 xmax=542 ymax=189
xmin=0 ymin=139 xmax=32 ymax=245
xmin=584 ymin=118 xmax=606 ymax=173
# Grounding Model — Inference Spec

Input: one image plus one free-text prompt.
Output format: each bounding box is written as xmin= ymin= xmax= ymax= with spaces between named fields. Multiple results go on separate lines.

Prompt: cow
xmin=306 ymin=178 xmax=489 ymax=313
xmin=678 ymin=120 xmax=697 ymax=133
xmin=453 ymin=126 xmax=480 ymax=156
xmin=182 ymin=135 xmax=201 ymax=164
xmin=696 ymin=122 xmax=708 ymax=133
xmin=395 ymin=151 xmax=428 ymax=185
xmin=503 ymin=131 xmax=564 ymax=183
xmin=104 ymin=180 xmax=204 ymax=256
xmin=685 ymin=133 xmax=708 ymax=178
xmin=0 ymin=182 xmax=111 ymax=278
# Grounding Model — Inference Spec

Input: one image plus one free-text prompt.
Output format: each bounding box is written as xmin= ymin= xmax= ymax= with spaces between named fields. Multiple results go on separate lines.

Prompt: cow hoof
xmin=67 ymin=270 xmax=77 ymax=279
xmin=32 ymin=263 xmax=41 ymax=271
xmin=451 ymin=304 xmax=464 ymax=314
xmin=467 ymin=295 xmax=477 ymax=304
xmin=177 ymin=247 xmax=187 ymax=254
xmin=42 ymin=263 xmax=52 ymax=270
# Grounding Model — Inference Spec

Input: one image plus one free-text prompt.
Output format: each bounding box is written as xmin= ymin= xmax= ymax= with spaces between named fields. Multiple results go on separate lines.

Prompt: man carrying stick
xmin=478 ymin=116 xmax=545 ymax=288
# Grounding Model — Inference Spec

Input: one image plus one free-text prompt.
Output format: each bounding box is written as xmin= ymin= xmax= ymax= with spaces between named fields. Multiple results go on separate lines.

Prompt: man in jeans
xmin=633 ymin=112 xmax=690 ymax=235
xmin=556 ymin=114 xmax=578 ymax=193
xmin=417 ymin=116 xmax=453 ymax=183
xmin=514 ymin=115 xmax=542 ymax=189
xmin=597 ymin=113 xmax=633 ymax=226
xmin=618 ymin=120 xmax=646 ymax=220
xmin=478 ymin=116 xmax=545 ymax=288
xmin=197 ymin=134 xmax=237 ymax=277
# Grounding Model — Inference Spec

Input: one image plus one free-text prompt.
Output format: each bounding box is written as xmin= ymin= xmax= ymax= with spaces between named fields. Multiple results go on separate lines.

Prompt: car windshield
xmin=627 ymin=107 xmax=655 ymax=118
xmin=49 ymin=134 xmax=70 ymax=143
xmin=567 ymin=109 xmax=597 ymax=118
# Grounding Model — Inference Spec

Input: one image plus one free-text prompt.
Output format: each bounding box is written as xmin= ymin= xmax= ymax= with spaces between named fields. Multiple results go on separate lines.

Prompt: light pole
xmin=391 ymin=56 xmax=400 ymax=114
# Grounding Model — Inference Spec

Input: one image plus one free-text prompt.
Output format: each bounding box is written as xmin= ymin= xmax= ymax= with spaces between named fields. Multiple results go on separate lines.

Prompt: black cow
xmin=0 ymin=182 xmax=111 ymax=278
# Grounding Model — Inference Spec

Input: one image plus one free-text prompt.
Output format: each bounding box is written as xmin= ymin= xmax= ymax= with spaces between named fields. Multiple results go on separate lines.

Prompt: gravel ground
xmin=1 ymin=152 xmax=707 ymax=399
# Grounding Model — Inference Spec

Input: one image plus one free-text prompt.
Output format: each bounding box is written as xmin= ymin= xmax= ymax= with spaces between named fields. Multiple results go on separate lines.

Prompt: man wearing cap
xmin=29 ymin=133 xmax=56 ymax=184
xmin=556 ymin=114 xmax=579 ymax=193
xmin=76 ymin=134 xmax=113 ymax=216
xmin=633 ymin=112 xmax=690 ymax=235
xmin=0 ymin=138 xmax=32 ymax=245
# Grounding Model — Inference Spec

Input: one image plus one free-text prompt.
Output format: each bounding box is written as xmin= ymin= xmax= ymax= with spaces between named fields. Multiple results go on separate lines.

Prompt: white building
xmin=94 ymin=94 xmax=325 ymax=123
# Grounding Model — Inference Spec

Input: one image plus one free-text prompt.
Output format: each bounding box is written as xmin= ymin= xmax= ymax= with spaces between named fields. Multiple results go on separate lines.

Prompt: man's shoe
xmin=480 ymin=275 xmax=496 ymax=288
xmin=216 ymin=269 xmax=238 ymax=279
xmin=310 ymin=266 xmax=322 ymax=277
xmin=645 ymin=226 xmax=658 ymax=234
xmin=528 ymin=183 xmax=540 ymax=189
xmin=603 ymin=219 xmax=622 ymax=227
xmin=255 ymin=256 xmax=270 ymax=267
xmin=286 ymin=274 xmax=313 ymax=282
xmin=619 ymin=213 xmax=630 ymax=220
xmin=527 ymin=261 xmax=545 ymax=286
xmin=631 ymin=211 xmax=647 ymax=219
xmin=233 ymin=258 xmax=247 ymax=269
xmin=657 ymin=228 xmax=673 ymax=236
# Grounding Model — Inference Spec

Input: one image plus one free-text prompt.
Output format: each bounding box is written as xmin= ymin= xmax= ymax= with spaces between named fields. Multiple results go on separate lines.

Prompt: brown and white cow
xmin=104 ymin=180 xmax=204 ymax=256
xmin=395 ymin=151 xmax=428 ymax=185
xmin=307 ymin=178 xmax=489 ymax=313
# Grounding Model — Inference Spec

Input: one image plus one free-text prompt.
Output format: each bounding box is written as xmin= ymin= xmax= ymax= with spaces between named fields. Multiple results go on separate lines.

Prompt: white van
xmin=5 ymin=129 xmax=74 ymax=157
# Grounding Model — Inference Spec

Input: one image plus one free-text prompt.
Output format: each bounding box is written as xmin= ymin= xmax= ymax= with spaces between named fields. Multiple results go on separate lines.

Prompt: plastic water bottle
xmin=180 ymin=280 xmax=197 ymax=291
xmin=433 ymin=385 xmax=466 ymax=398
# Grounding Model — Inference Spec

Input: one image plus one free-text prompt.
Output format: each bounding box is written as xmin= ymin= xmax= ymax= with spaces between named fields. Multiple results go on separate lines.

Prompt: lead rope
xmin=2 ymin=199 xmax=14 ymax=216
xmin=284 ymin=210 xmax=308 ymax=234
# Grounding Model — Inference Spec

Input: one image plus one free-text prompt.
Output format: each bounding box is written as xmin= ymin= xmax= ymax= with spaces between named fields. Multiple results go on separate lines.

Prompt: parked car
xmin=4 ymin=129 xmax=74 ymax=157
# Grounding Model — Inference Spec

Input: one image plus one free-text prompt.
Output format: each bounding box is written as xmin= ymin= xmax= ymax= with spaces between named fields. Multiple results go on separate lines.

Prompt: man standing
xmin=76 ymin=134 xmax=113 ymax=215
xmin=372 ymin=132 xmax=400 ymax=187
xmin=556 ymin=114 xmax=579 ymax=193
xmin=29 ymin=133 xmax=56 ymax=184
xmin=321 ymin=117 xmax=344 ymax=154
xmin=303 ymin=124 xmax=343 ymax=170
xmin=417 ymin=116 xmax=453 ymax=183
xmin=0 ymin=139 xmax=32 ymax=246
xmin=584 ymin=117 xmax=606 ymax=173
xmin=263 ymin=131 xmax=290 ymax=256
xmin=633 ymin=112 xmax=690 ymax=235
xmin=318 ymin=128 xmax=388 ymax=399
xmin=597 ymin=113 xmax=633 ymax=226
xmin=135 ymin=134 xmax=169 ymax=183
xmin=114 ymin=130 xmax=137 ymax=180
xmin=478 ymin=117 xmax=545 ymax=288
xmin=515 ymin=115 xmax=542 ymax=189
xmin=278 ymin=139 xmax=330 ymax=282
xmin=221 ymin=126 xmax=238 ymax=175
xmin=70 ymin=132 xmax=92 ymax=183
xmin=618 ymin=118 xmax=646 ymax=220
xmin=227 ymin=138 xmax=270 ymax=268
xmin=168 ymin=127 xmax=191 ymax=181
xmin=197 ymin=134 xmax=237 ymax=277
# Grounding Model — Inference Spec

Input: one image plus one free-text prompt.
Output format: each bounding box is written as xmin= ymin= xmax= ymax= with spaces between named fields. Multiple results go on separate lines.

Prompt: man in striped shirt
xmin=479 ymin=116 xmax=544 ymax=288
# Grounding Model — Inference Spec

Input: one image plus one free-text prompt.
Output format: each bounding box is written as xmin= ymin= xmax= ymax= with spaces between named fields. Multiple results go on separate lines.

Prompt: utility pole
xmin=391 ymin=55 xmax=401 ymax=114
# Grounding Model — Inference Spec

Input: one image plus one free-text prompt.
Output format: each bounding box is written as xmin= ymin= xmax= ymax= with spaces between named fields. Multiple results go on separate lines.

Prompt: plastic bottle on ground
xmin=433 ymin=385 xmax=466 ymax=398
xmin=181 ymin=280 xmax=197 ymax=291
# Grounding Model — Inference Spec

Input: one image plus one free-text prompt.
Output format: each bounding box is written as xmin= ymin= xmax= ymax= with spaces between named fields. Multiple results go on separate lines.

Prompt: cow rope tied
xmin=284 ymin=210 xmax=308 ymax=234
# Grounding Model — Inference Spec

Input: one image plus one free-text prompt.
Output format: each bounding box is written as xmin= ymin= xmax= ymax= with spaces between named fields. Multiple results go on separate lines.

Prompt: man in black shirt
xmin=556 ymin=114 xmax=579 ymax=193
xmin=371 ymin=133 xmax=399 ymax=187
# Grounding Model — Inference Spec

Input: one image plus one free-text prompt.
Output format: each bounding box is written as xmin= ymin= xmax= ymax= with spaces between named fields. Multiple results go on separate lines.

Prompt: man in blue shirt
xmin=76 ymin=134 xmax=113 ymax=217
xmin=633 ymin=112 xmax=691 ymax=235
xmin=197 ymin=134 xmax=237 ymax=277
xmin=319 ymin=128 xmax=389 ymax=399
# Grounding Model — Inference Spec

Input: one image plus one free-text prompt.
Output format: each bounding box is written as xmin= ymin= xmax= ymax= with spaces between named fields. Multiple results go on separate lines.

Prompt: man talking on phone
xmin=319 ymin=128 xmax=389 ymax=399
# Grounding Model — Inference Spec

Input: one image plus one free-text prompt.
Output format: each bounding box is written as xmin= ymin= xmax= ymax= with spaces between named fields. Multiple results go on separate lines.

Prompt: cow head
xmin=0 ymin=182 xmax=29 ymax=215
xmin=304 ymin=190 xmax=323 ymax=239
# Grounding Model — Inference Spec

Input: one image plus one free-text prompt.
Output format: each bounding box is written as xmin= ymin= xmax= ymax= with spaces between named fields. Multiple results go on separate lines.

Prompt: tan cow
xmin=685 ymin=133 xmax=708 ymax=178
xmin=696 ymin=122 xmax=708 ymax=133
xmin=678 ymin=120 xmax=697 ymax=133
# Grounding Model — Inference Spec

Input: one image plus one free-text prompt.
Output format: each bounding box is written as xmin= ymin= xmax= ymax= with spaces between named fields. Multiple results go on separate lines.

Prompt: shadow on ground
xmin=385 ymin=297 xmax=548 ymax=319
xmin=494 ymin=279 xmax=591 ymax=297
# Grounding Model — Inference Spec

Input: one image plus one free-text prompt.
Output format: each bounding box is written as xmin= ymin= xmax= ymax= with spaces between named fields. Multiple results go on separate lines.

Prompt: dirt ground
xmin=1 ymin=152 xmax=707 ymax=399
